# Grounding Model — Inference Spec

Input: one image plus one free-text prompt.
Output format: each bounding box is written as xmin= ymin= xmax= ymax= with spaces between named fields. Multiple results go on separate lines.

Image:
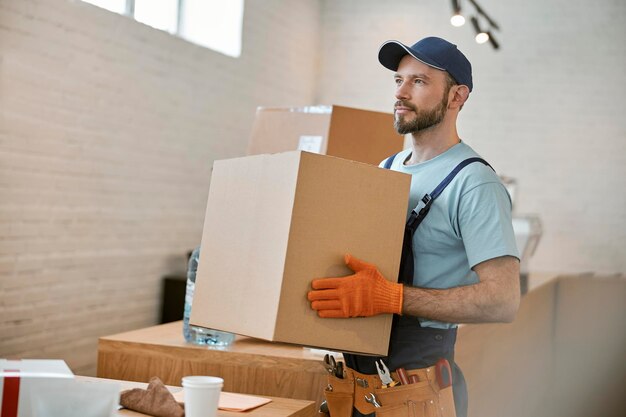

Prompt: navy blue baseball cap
xmin=378 ymin=37 xmax=473 ymax=92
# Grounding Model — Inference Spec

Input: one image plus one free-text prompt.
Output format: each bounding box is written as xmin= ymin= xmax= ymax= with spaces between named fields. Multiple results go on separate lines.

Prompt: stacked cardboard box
xmin=247 ymin=105 xmax=404 ymax=166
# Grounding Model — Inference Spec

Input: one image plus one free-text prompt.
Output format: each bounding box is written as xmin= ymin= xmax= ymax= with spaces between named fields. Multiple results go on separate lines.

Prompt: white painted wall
xmin=317 ymin=0 xmax=626 ymax=275
xmin=0 ymin=0 xmax=624 ymax=375
xmin=0 ymin=0 xmax=320 ymax=374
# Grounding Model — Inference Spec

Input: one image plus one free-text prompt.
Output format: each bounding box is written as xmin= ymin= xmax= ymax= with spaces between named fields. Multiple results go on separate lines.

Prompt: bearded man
xmin=308 ymin=37 xmax=521 ymax=417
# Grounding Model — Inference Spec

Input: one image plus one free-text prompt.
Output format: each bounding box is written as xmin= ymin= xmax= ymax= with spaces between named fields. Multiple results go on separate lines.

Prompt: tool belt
xmin=324 ymin=365 xmax=456 ymax=417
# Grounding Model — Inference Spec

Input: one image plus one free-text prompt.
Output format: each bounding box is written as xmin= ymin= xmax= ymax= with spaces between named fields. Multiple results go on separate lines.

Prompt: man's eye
xmin=414 ymin=79 xmax=424 ymax=84
xmin=394 ymin=79 xmax=402 ymax=86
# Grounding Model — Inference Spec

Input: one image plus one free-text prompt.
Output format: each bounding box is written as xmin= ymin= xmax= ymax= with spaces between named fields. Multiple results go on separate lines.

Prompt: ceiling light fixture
xmin=471 ymin=16 xmax=489 ymax=44
xmin=467 ymin=0 xmax=500 ymax=30
xmin=450 ymin=0 xmax=501 ymax=50
xmin=487 ymin=31 xmax=500 ymax=49
xmin=450 ymin=0 xmax=465 ymax=27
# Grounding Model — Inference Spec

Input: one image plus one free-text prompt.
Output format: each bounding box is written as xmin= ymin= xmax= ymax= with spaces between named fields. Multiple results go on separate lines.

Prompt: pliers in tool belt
xmin=375 ymin=359 xmax=399 ymax=388
xmin=323 ymin=354 xmax=344 ymax=378
xmin=323 ymin=354 xmax=336 ymax=375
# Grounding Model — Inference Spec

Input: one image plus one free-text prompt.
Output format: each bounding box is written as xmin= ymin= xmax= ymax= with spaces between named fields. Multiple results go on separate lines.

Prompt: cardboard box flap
xmin=247 ymin=108 xmax=332 ymax=155
xmin=326 ymin=106 xmax=404 ymax=165
xmin=192 ymin=153 xmax=302 ymax=337
xmin=247 ymin=105 xmax=403 ymax=166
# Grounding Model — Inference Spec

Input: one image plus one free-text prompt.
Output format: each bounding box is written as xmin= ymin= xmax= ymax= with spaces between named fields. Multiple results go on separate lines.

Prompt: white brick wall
xmin=1 ymin=0 xmax=624 ymax=376
xmin=318 ymin=0 xmax=626 ymax=275
xmin=0 ymin=0 xmax=320 ymax=375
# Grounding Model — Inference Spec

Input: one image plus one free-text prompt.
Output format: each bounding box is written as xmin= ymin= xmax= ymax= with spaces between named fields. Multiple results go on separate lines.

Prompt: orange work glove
xmin=307 ymin=254 xmax=403 ymax=318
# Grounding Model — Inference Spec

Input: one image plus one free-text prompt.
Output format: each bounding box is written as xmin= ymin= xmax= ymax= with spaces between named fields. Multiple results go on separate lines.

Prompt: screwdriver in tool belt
xmin=396 ymin=368 xmax=421 ymax=384
xmin=396 ymin=368 xmax=410 ymax=385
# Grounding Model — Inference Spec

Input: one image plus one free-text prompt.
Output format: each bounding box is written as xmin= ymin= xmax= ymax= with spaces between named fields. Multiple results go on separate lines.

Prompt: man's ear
xmin=449 ymin=85 xmax=470 ymax=110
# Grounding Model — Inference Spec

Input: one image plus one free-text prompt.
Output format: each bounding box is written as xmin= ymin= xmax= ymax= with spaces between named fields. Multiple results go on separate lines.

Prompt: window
xmin=134 ymin=0 xmax=179 ymax=34
xmin=82 ymin=0 xmax=128 ymax=14
xmin=81 ymin=0 xmax=244 ymax=58
xmin=179 ymin=0 xmax=244 ymax=58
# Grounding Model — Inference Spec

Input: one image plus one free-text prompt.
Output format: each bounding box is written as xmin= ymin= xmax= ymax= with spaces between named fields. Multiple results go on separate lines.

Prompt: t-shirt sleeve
xmin=457 ymin=182 xmax=520 ymax=268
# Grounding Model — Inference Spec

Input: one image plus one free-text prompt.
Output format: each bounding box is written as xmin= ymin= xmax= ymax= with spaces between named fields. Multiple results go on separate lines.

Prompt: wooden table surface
xmin=76 ymin=376 xmax=316 ymax=417
xmin=97 ymin=321 xmax=331 ymax=411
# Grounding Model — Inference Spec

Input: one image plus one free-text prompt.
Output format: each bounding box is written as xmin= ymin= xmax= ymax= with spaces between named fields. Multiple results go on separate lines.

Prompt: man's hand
xmin=307 ymin=254 xmax=403 ymax=318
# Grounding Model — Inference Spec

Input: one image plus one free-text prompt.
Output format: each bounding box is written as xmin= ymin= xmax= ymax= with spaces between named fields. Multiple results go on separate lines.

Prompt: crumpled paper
xmin=120 ymin=377 xmax=184 ymax=417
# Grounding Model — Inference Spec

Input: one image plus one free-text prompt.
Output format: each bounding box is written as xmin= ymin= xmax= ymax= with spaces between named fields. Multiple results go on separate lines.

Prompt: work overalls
xmin=341 ymin=157 xmax=488 ymax=417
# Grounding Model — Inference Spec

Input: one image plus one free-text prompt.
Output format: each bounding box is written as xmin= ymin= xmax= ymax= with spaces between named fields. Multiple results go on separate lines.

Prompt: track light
xmin=467 ymin=0 xmax=500 ymax=30
xmin=450 ymin=0 xmax=501 ymax=50
xmin=475 ymin=33 xmax=489 ymax=44
xmin=471 ymin=16 xmax=489 ymax=44
xmin=451 ymin=14 xmax=466 ymax=27
xmin=487 ymin=31 xmax=500 ymax=49
xmin=450 ymin=0 xmax=465 ymax=27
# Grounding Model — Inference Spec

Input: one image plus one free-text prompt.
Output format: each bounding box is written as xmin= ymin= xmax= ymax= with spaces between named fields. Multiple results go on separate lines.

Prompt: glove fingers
xmin=310 ymin=300 xmax=342 ymax=311
xmin=345 ymin=253 xmax=376 ymax=272
xmin=307 ymin=288 xmax=340 ymax=301
xmin=310 ymin=277 xmax=345 ymax=290
xmin=317 ymin=309 xmax=347 ymax=318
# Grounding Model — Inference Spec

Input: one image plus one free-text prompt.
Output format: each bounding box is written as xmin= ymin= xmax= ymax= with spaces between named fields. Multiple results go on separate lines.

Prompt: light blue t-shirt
xmin=381 ymin=142 xmax=519 ymax=328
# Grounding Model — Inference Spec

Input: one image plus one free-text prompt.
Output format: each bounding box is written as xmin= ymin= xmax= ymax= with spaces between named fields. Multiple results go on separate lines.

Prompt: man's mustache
xmin=394 ymin=101 xmax=417 ymax=111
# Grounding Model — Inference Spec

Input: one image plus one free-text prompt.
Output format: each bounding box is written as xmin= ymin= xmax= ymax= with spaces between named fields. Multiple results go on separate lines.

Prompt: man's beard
xmin=394 ymin=95 xmax=448 ymax=135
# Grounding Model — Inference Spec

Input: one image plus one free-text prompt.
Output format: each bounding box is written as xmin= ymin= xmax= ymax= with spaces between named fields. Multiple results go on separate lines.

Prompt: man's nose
xmin=395 ymin=84 xmax=410 ymax=100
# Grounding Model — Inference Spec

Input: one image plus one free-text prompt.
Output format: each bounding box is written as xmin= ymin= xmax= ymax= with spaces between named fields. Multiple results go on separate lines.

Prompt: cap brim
xmin=378 ymin=40 xmax=446 ymax=72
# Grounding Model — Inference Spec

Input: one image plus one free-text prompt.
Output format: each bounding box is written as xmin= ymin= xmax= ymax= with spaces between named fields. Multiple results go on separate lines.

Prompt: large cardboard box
xmin=0 ymin=359 xmax=73 ymax=417
xmin=247 ymin=105 xmax=404 ymax=166
xmin=191 ymin=151 xmax=410 ymax=355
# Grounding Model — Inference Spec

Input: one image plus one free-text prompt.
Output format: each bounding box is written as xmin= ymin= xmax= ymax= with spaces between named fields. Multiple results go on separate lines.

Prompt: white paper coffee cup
xmin=182 ymin=376 xmax=224 ymax=417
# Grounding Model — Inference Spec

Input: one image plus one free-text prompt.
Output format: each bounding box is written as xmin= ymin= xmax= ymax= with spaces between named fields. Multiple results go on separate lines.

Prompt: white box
xmin=0 ymin=359 xmax=74 ymax=417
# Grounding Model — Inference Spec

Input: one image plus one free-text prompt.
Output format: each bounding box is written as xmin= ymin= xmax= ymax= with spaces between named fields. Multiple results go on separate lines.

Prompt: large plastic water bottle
xmin=183 ymin=246 xmax=235 ymax=346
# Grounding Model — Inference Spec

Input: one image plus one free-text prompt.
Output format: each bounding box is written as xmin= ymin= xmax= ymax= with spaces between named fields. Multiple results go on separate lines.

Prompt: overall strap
xmin=407 ymin=157 xmax=492 ymax=228
xmin=430 ymin=157 xmax=493 ymax=200
xmin=385 ymin=156 xmax=493 ymax=228
xmin=384 ymin=155 xmax=494 ymax=286
xmin=383 ymin=152 xmax=399 ymax=170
